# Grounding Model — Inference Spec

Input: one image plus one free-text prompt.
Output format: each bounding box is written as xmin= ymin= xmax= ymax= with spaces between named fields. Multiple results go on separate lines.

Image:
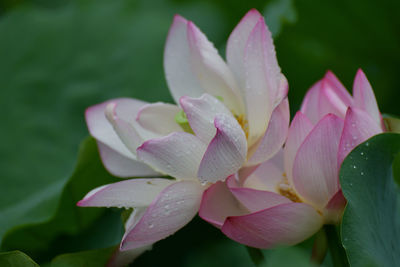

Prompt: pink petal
xmin=323 ymin=71 xmax=353 ymax=106
xmin=77 ymin=178 xmax=174 ymax=208
xmin=243 ymin=17 xmax=283 ymax=145
xmin=197 ymin=114 xmax=247 ymax=183
xmin=186 ymin=22 xmax=244 ymax=115
xmin=227 ymin=175 xmax=291 ymax=212
xmin=97 ymin=142 xmax=159 ymax=178
xmin=180 ymin=94 xmax=232 ymax=143
xmin=323 ymin=190 xmax=346 ymax=224
xmin=247 ymin=98 xmax=289 ymax=166
xmin=243 ymin=150 xmax=284 ymax=194
xmin=137 ymin=132 xmax=206 ymax=180
xmin=120 ymin=180 xmax=203 ymax=250
xmin=338 ymin=107 xmax=382 ymax=166
xmin=85 ymin=98 xmax=147 ymax=160
xmin=300 ymin=81 xmax=322 ymax=124
xmin=283 ymin=112 xmax=313 ymax=184
xmin=136 ymin=102 xmax=182 ymax=135
xmin=318 ymin=80 xmax=349 ymax=119
xmin=352 ymin=69 xmax=382 ymax=127
xmin=222 ymin=202 xmax=323 ymax=249
xmin=199 ymin=181 xmax=248 ymax=228
xmin=292 ymin=114 xmax=344 ymax=209
xmin=164 ymin=15 xmax=204 ymax=104
xmin=226 ymin=9 xmax=263 ymax=92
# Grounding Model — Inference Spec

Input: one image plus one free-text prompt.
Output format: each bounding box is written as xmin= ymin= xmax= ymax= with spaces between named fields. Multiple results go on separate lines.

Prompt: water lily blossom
xmin=199 ymin=69 xmax=385 ymax=248
xmin=78 ymin=8 xmax=288 ymax=256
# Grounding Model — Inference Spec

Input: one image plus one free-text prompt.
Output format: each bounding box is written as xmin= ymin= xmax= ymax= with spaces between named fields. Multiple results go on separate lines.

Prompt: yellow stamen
xmin=277 ymin=173 xmax=302 ymax=203
xmin=234 ymin=113 xmax=249 ymax=139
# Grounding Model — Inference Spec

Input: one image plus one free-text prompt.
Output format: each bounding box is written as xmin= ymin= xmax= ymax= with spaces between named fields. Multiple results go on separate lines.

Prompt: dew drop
xmin=360 ymin=152 xmax=364 ymax=156
xmin=365 ymin=142 xmax=369 ymax=147
xmin=353 ymin=165 xmax=357 ymax=169
xmin=148 ymin=223 xmax=154 ymax=229
xmin=360 ymin=172 xmax=364 ymax=176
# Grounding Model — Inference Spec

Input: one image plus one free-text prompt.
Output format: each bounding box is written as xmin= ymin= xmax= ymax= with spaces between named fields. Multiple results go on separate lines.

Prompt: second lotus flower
xmin=199 ymin=69 xmax=385 ymax=248
xmin=78 ymin=9 xmax=288 ymax=253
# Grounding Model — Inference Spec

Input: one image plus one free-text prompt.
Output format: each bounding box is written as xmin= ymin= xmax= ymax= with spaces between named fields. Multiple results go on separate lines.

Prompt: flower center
xmin=277 ymin=173 xmax=302 ymax=203
xmin=234 ymin=113 xmax=249 ymax=139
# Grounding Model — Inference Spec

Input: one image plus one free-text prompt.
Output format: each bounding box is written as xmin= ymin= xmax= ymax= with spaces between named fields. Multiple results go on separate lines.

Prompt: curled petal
xmin=197 ymin=114 xmax=247 ymax=183
xmin=86 ymin=98 xmax=146 ymax=159
xmin=180 ymin=94 xmax=232 ymax=144
xmin=338 ymin=108 xmax=382 ymax=166
xmin=247 ymin=98 xmax=289 ymax=165
xmin=199 ymin=181 xmax=248 ymax=228
xmin=120 ymin=181 xmax=203 ymax=250
xmin=352 ymin=69 xmax=382 ymax=128
xmin=137 ymin=132 xmax=206 ymax=180
xmin=293 ymin=114 xmax=344 ymax=209
xmin=97 ymin=142 xmax=159 ymax=178
xmin=136 ymin=102 xmax=182 ymax=135
xmin=222 ymin=203 xmax=323 ymax=249
xmin=77 ymin=178 xmax=174 ymax=208
xmin=323 ymin=190 xmax=346 ymax=224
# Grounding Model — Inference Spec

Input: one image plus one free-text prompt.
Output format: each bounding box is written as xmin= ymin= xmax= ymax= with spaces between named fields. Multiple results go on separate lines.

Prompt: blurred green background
xmin=0 ymin=0 xmax=399 ymax=266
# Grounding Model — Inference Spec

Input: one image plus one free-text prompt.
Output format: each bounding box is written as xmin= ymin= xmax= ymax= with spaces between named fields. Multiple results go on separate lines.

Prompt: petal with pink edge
xmin=283 ymin=112 xmax=313 ymax=184
xmin=164 ymin=15 xmax=204 ymax=104
xmin=97 ymin=142 xmax=159 ymax=178
xmin=352 ymin=69 xmax=382 ymax=127
xmin=293 ymin=114 xmax=344 ymax=209
xmin=136 ymin=102 xmax=182 ymax=135
xmin=199 ymin=181 xmax=249 ymax=228
xmin=338 ymin=108 xmax=382 ymax=166
xmin=247 ymin=99 xmax=289 ymax=166
xmin=120 ymin=181 xmax=203 ymax=250
xmin=300 ymin=81 xmax=322 ymax=124
xmin=228 ymin=177 xmax=291 ymax=212
xmin=222 ymin=202 xmax=323 ymax=249
xmin=137 ymin=132 xmax=206 ymax=180
xmin=243 ymin=17 xmax=282 ymax=145
xmin=180 ymin=94 xmax=232 ymax=144
xmin=86 ymin=98 xmax=147 ymax=159
xmin=318 ymin=80 xmax=349 ymax=119
xmin=197 ymin=114 xmax=247 ymax=183
xmin=226 ymin=9 xmax=263 ymax=91
xmin=323 ymin=71 xmax=353 ymax=106
xmin=77 ymin=178 xmax=174 ymax=208
xmin=243 ymin=151 xmax=284 ymax=194
xmin=186 ymin=22 xmax=244 ymax=114
xmin=323 ymin=190 xmax=346 ymax=224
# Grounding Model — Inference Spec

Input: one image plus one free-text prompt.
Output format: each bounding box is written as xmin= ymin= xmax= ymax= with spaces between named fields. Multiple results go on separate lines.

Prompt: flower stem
xmin=324 ymin=225 xmax=349 ymax=267
xmin=311 ymin=228 xmax=328 ymax=265
xmin=246 ymin=246 xmax=265 ymax=266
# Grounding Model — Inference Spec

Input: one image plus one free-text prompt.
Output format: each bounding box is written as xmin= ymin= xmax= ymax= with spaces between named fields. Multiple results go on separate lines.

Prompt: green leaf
xmin=1 ymin=137 xmax=121 ymax=261
xmin=261 ymin=246 xmax=315 ymax=267
xmin=50 ymin=247 xmax=116 ymax=267
xmin=0 ymin=251 xmax=39 ymax=267
xmin=340 ymin=133 xmax=400 ymax=267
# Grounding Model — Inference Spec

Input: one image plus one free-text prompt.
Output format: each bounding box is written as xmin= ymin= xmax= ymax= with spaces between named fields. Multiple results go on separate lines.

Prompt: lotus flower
xmin=199 ymin=69 xmax=385 ymax=248
xmin=78 ymin=9 xmax=288 ymax=255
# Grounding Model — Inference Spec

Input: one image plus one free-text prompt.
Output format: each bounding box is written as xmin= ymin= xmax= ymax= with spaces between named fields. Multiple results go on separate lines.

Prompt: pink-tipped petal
xmin=86 ymin=98 xmax=147 ymax=159
xmin=243 ymin=152 xmax=284 ymax=194
xmin=352 ymin=69 xmax=382 ymax=127
xmin=199 ymin=181 xmax=248 ymax=228
xmin=136 ymin=102 xmax=182 ymax=135
xmin=186 ymin=22 xmax=244 ymax=114
xmin=293 ymin=115 xmax=344 ymax=209
xmin=222 ymin=202 xmax=323 ymax=249
xmin=318 ymin=80 xmax=348 ymax=119
xmin=180 ymin=94 xmax=232 ymax=143
xmin=243 ymin=17 xmax=282 ymax=145
xmin=227 ymin=9 xmax=263 ymax=91
xmin=77 ymin=178 xmax=174 ymax=208
xmin=164 ymin=15 xmax=205 ymax=104
xmin=97 ymin=142 xmax=159 ymax=178
xmin=228 ymin=175 xmax=291 ymax=211
xmin=283 ymin=112 xmax=313 ymax=184
xmin=338 ymin=108 xmax=382 ymax=166
xmin=120 ymin=181 xmax=203 ymax=250
xmin=247 ymin=98 xmax=289 ymax=166
xmin=300 ymin=81 xmax=322 ymax=124
xmin=197 ymin=114 xmax=247 ymax=183
xmin=137 ymin=132 xmax=206 ymax=180
xmin=323 ymin=190 xmax=346 ymax=224
xmin=323 ymin=71 xmax=353 ymax=106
